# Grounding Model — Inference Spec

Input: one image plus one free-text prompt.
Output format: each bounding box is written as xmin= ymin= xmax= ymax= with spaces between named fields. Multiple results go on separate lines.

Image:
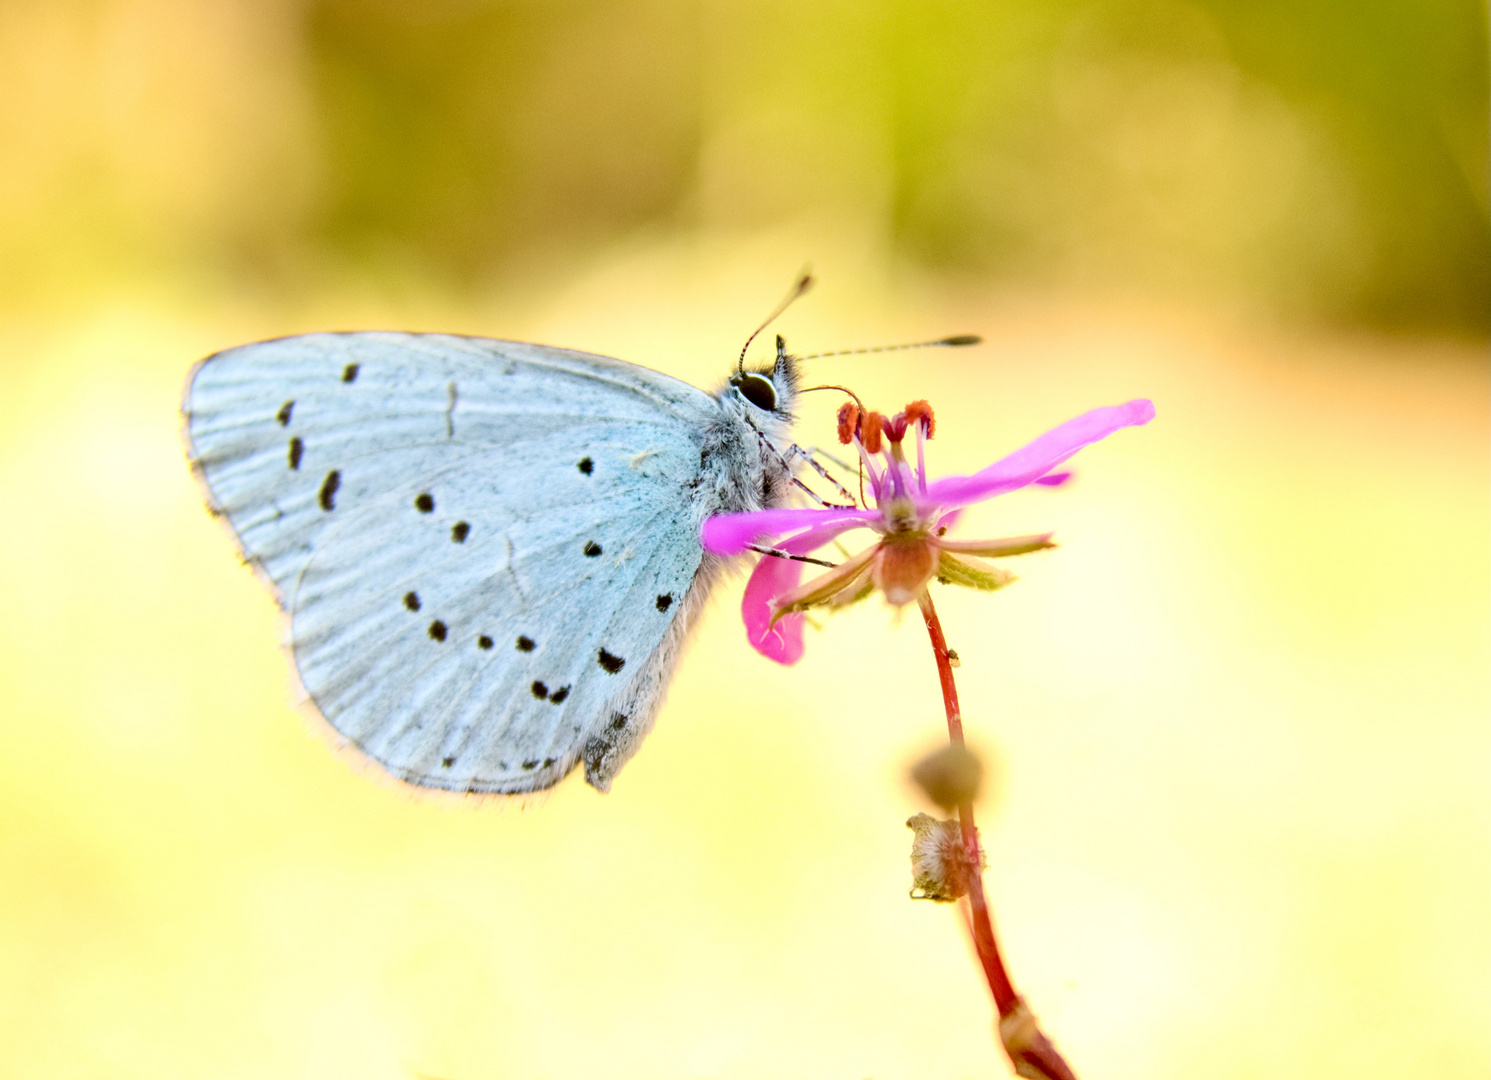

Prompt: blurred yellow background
xmin=0 ymin=2 xmax=1485 ymax=1078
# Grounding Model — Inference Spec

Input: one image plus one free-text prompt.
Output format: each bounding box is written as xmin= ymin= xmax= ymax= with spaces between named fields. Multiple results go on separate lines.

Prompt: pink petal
xmin=740 ymin=522 xmax=863 ymax=665
xmin=701 ymin=506 xmax=876 ymax=555
xmin=1033 ymin=470 xmax=1073 ymax=487
xmin=923 ymin=400 xmax=1154 ymax=510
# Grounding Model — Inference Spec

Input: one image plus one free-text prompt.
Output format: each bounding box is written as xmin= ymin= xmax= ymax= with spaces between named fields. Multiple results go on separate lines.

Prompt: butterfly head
xmin=727 ymin=333 xmax=800 ymax=419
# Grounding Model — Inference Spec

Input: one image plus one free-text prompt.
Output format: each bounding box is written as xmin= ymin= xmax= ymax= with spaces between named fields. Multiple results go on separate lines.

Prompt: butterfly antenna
xmin=738 ymin=269 xmax=814 ymax=374
xmin=798 ymin=334 xmax=982 ymax=361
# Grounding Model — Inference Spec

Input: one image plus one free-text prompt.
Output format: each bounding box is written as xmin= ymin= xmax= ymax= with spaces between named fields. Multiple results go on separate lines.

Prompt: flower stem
xmin=917 ymin=593 xmax=1080 ymax=1080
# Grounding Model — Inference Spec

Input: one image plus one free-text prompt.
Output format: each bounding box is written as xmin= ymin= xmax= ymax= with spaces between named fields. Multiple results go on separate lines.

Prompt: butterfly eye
xmin=731 ymin=372 xmax=777 ymax=412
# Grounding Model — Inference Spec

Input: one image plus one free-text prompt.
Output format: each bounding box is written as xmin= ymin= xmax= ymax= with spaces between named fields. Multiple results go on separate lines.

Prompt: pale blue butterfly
xmin=184 ymin=325 xmax=806 ymax=794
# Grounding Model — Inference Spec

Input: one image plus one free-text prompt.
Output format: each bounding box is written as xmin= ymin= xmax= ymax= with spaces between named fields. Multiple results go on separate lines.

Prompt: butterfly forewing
xmin=186 ymin=332 xmax=719 ymax=793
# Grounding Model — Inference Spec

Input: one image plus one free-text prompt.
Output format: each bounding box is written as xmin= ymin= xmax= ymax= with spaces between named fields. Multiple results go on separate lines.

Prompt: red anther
xmin=904 ymin=399 xmax=936 ymax=438
xmin=861 ymin=411 xmax=884 ymax=454
xmin=882 ymin=412 xmax=909 ymax=443
xmin=836 ymin=401 xmax=861 ymax=445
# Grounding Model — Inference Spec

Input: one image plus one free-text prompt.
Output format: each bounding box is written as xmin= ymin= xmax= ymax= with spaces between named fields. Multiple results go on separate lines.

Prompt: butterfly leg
xmin=746 ymin=543 xmax=836 ymax=568
xmin=752 ymin=429 xmax=846 ymax=509
xmin=781 ymin=442 xmax=859 ymax=508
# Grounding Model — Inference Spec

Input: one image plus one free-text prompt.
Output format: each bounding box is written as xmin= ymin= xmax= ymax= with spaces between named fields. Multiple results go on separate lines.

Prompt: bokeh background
xmin=0 ymin=2 xmax=1486 ymax=1078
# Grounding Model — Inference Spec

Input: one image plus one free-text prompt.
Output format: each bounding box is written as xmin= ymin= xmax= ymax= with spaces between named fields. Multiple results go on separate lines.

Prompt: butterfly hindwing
xmin=186 ymin=332 xmax=720 ymax=793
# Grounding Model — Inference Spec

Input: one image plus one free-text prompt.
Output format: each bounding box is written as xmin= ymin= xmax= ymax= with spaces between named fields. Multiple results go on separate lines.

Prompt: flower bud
xmin=997 ymin=1000 xmax=1079 ymax=1080
xmin=909 ymin=743 xmax=983 ymax=809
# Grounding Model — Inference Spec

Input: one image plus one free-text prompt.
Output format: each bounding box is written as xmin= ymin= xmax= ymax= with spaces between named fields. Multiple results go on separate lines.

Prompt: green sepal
xmin=935 ymin=551 xmax=1015 ymax=592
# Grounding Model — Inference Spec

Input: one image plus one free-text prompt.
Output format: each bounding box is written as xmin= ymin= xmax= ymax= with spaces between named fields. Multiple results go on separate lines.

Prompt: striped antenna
xmin=738 ymin=269 xmax=814 ymax=373
xmin=798 ymin=334 xmax=982 ymax=361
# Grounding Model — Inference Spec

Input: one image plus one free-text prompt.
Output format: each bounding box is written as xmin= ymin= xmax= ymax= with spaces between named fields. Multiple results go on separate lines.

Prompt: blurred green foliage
xmin=304 ymin=0 xmax=1487 ymax=331
xmin=309 ymin=0 xmax=703 ymax=274
xmin=1 ymin=0 xmax=1485 ymax=332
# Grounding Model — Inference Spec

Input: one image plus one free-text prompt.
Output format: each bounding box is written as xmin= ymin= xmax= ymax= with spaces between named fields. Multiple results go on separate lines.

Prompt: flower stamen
xmin=836 ymin=401 xmax=860 ymax=446
xmin=903 ymin=399 xmax=935 ymax=437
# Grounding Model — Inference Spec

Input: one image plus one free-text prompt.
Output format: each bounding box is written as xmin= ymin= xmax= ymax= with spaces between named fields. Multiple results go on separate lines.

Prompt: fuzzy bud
xmin=906 ymin=812 xmax=985 ymax=902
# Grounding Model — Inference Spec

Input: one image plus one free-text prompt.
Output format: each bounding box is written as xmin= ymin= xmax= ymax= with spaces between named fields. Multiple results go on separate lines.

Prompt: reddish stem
xmin=918 ymin=593 xmax=1080 ymax=1080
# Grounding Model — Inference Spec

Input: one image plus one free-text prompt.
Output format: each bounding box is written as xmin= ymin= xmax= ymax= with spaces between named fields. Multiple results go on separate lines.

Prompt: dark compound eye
xmin=730 ymin=372 xmax=777 ymax=411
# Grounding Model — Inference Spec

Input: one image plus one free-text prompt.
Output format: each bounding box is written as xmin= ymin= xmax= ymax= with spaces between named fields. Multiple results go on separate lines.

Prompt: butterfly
xmin=184 ymin=328 xmax=805 ymax=795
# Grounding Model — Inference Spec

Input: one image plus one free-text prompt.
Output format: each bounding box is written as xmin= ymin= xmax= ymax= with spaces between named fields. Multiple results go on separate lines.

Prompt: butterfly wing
xmin=185 ymin=332 xmax=723 ymax=793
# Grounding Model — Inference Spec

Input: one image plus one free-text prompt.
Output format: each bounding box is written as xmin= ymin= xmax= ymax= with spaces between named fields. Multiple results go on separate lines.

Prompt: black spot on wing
xmin=276 ymin=400 xmax=294 ymax=426
xmin=531 ymin=681 xmax=549 ymax=699
xmin=516 ymin=635 xmax=535 ymax=652
xmin=583 ymin=541 xmax=602 ymax=557
xmin=577 ymin=457 xmax=594 ymax=475
xmin=428 ymin=620 xmax=447 ymax=641
xmin=610 ymin=712 xmax=628 ymax=730
xmin=521 ymin=759 xmax=539 ymax=771
xmin=477 ymin=635 xmax=493 ymax=649
xmin=548 ymin=686 xmax=570 ymax=703
xmin=288 ymin=437 xmax=303 ymax=470
xmin=403 ymin=591 xmax=420 ymax=611
xmin=318 ymin=470 xmax=340 ymax=511
xmin=451 ymin=521 xmax=470 ymax=543
xmin=342 ymin=362 xmax=359 ymax=383
xmin=441 ymin=756 xmax=455 ymax=768
xmin=414 ymin=492 xmax=435 ymax=513
xmin=656 ymin=593 xmax=673 ymax=612
xmin=597 ymin=649 xmax=625 ymax=674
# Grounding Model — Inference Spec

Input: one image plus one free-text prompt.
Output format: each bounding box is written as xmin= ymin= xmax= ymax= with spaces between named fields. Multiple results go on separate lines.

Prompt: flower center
xmin=883 ymin=497 xmax=921 ymax=534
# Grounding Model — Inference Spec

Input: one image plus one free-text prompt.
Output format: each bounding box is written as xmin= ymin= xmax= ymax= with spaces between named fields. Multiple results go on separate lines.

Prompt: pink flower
xmin=701 ymin=398 xmax=1155 ymax=664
